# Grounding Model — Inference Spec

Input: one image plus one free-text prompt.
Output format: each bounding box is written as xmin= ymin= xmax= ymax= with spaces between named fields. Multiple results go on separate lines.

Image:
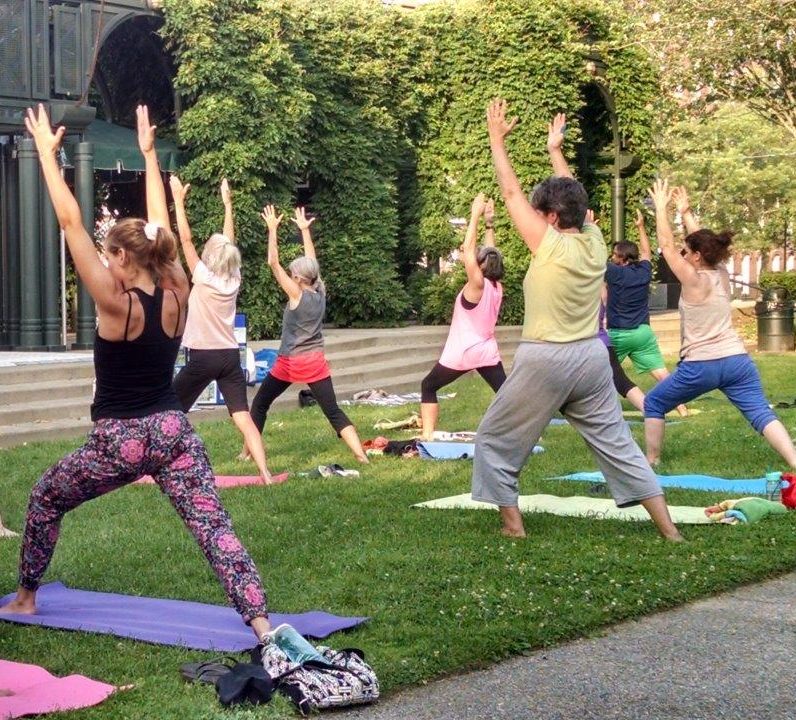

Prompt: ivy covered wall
xmin=161 ymin=0 xmax=659 ymax=336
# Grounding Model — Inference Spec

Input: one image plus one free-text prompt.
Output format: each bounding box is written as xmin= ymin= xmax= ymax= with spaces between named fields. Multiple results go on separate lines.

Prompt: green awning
xmin=63 ymin=120 xmax=181 ymax=172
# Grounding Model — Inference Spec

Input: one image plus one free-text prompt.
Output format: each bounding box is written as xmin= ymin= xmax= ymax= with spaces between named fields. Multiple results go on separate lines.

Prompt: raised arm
xmin=633 ymin=210 xmax=652 ymax=261
xmin=482 ymin=197 xmax=496 ymax=247
xmin=264 ymin=206 xmax=302 ymax=304
xmin=221 ymin=178 xmax=235 ymax=243
xmin=487 ymin=99 xmax=549 ymax=254
xmin=291 ymin=207 xmax=316 ymax=260
xmin=169 ymin=175 xmax=200 ymax=274
xmin=648 ymin=179 xmax=699 ymax=287
xmin=547 ymin=113 xmax=574 ymax=179
xmin=25 ymin=105 xmax=118 ymax=309
xmin=462 ymin=193 xmax=487 ymax=301
xmin=672 ymin=185 xmax=700 ymax=235
xmin=136 ymin=105 xmax=169 ymax=228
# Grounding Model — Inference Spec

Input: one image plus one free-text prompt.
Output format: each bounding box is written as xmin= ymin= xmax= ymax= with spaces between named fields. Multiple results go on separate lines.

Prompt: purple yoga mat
xmin=0 ymin=582 xmax=368 ymax=652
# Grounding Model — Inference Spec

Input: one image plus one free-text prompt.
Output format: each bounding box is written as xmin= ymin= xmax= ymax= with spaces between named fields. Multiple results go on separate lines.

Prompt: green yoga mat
xmin=413 ymin=493 xmax=711 ymax=524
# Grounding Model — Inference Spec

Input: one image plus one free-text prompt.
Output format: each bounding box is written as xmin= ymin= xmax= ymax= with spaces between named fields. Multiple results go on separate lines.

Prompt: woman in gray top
xmin=246 ymin=206 xmax=368 ymax=463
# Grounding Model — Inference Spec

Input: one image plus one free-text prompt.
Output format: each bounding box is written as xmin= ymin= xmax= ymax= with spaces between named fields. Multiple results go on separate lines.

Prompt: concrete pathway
xmin=353 ymin=572 xmax=796 ymax=720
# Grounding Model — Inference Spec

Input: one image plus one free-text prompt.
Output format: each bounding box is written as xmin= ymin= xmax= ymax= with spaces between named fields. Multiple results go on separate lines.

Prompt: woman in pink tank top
xmin=644 ymin=181 xmax=796 ymax=470
xmin=420 ymin=194 xmax=506 ymax=440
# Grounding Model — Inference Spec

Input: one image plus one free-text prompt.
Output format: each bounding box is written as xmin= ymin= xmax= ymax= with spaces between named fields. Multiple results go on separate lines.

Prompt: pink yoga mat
xmin=134 ymin=473 xmax=289 ymax=488
xmin=0 ymin=660 xmax=117 ymax=719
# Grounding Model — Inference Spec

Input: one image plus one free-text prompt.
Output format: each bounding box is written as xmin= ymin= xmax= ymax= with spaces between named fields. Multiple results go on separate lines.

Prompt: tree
xmin=660 ymin=102 xmax=796 ymax=252
xmin=623 ymin=0 xmax=796 ymax=138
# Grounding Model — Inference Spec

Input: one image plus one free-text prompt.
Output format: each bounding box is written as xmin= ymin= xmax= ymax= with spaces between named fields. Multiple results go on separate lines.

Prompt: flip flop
xmin=180 ymin=656 xmax=238 ymax=684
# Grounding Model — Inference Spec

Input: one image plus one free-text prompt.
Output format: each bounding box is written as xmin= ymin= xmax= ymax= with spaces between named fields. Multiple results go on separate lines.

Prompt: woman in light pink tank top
xmin=420 ymin=194 xmax=506 ymax=440
xmin=644 ymin=181 xmax=796 ymax=470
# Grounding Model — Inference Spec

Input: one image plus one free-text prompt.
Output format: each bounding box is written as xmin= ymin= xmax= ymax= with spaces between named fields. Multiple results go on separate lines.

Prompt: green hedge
xmin=759 ymin=271 xmax=796 ymax=299
xmin=161 ymin=0 xmax=660 ymax=336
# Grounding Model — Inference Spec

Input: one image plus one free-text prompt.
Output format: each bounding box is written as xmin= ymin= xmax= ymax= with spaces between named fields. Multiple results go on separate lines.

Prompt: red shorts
xmin=269 ymin=351 xmax=330 ymax=384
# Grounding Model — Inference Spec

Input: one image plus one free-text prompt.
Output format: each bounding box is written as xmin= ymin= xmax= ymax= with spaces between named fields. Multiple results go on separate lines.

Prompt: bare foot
xmin=663 ymin=531 xmax=686 ymax=543
xmin=237 ymin=451 xmax=252 ymax=462
xmin=501 ymin=526 xmax=527 ymax=538
xmin=0 ymin=596 xmax=37 ymax=615
xmin=676 ymin=405 xmax=689 ymax=417
xmin=646 ymin=456 xmax=660 ymax=468
xmin=356 ymin=455 xmax=370 ymax=464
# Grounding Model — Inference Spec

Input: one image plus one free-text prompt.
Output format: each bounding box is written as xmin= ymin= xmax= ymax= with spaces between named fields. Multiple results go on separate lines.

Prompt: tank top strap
xmin=126 ymin=286 xmax=169 ymax=342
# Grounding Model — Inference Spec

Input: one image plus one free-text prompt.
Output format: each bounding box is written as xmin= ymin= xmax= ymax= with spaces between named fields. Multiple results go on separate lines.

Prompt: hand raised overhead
xmin=470 ymin=192 xmax=487 ymax=218
xmin=220 ymin=178 xmax=232 ymax=206
xmin=647 ymin=178 xmax=673 ymax=211
xmin=169 ymin=175 xmax=191 ymax=203
xmin=261 ymin=205 xmax=284 ymax=232
xmin=486 ymin=99 xmax=518 ymax=143
xmin=291 ymin=207 xmax=315 ymax=231
xmin=24 ymin=104 xmax=65 ymax=157
xmin=547 ymin=113 xmax=566 ymax=152
xmin=671 ymin=185 xmax=691 ymax=215
xmin=136 ymin=105 xmax=156 ymax=155
xmin=484 ymin=197 xmax=495 ymax=224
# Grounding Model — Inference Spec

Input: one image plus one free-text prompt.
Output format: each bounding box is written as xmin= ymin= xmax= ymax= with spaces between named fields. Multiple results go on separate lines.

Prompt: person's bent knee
xmin=420 ymin=375 xmax=438 ymax=404
xmin=643 ymin=392 xmax=667 ymax=419
xmin=753 ymin=411 xmax=779 ymax=434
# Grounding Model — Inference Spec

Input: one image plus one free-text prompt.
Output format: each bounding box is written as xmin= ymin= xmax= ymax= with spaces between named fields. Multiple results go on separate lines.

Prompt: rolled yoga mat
xmin=413 ymin=493 xmax=711 ymax=524
xmin=554 ymin=471 xmax=768 ymax=495
xmin=0 ymin=582 xmax=368 ymax=652
xmin=0 ymin=659 xmax=118 ymax=719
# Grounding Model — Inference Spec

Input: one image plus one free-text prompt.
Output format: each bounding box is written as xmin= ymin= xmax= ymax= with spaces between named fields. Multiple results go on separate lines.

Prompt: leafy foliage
xmin=759 ymin=271 xmax=796 ymax=299
xmin=659 ymin=103 xmax=796 ymax=252
xmin=624 ymin=0 xmax=796 ymax=139
xmin=162 ymin=0 xmax=660 ymax=333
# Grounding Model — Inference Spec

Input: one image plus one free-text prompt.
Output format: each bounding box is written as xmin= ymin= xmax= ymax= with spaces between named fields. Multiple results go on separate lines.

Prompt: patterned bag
xmin=254 ymin=641 xmax=379 ymax=715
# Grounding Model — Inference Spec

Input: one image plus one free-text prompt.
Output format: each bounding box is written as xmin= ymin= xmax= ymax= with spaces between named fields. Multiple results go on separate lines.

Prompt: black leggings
xmin=250 ymin=374 xmax=352 ymax=435
xmin=608 ymin=345 xmax=637 ymax=397
xmin=420 ymin=362 xmax=506 ymax=403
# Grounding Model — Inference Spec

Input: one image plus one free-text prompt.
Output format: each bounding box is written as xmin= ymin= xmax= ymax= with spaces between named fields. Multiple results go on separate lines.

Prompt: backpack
xmin=253 ymin=641 xmax=379 ymax=715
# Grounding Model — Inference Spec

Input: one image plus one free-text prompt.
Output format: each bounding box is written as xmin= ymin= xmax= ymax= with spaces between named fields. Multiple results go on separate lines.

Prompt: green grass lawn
xmin=2 ymin=353 xmax=796 ymax=718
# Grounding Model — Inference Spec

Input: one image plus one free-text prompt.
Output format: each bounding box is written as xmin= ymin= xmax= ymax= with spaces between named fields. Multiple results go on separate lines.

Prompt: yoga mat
xmin=555 ymin=471 xmax=768 ymax=495
xmin=0 ymin=582 xmax=368 ymax=652
xmin=134 ymin=473 xmax=289 ymax=488
xmin=0 ymin=659 xmax=117 ymax=719
xmin=413 ymin=493 xmax=711 ymax=524
xmin=417 ymin=442 xmax=544 ymax=460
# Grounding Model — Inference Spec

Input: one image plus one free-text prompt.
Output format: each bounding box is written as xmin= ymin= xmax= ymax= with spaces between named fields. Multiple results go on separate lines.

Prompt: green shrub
xmin=759 ymin=271 xmax=796 ymax=299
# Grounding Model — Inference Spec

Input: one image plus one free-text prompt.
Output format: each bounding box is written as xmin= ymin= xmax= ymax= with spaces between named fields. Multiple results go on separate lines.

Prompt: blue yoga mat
xmin=0 ymin=582 xmax=368 ymax=652
xmin=418 ymin=442 xmax=544 ymax=460
xmin=555 ymin=471 xmax=769 ymax=495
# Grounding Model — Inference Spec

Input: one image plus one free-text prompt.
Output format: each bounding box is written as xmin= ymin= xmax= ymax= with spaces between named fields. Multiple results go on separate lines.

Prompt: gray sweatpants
xmin=472 ymin=338 xmax=662 ymax=508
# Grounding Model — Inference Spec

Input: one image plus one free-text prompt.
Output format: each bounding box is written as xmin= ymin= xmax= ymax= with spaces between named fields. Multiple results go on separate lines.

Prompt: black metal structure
xmin=0 ymin=0 xmax=167 ymax=350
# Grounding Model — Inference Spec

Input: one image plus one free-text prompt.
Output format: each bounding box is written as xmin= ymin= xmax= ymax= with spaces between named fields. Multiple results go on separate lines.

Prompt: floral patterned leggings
xmin=18 ymin=411 xmax=268 ymax=623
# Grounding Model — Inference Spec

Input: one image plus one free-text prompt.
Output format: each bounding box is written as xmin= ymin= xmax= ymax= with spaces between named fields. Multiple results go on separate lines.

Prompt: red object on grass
xmin=780 ymin=473 xmax=796 ymax=509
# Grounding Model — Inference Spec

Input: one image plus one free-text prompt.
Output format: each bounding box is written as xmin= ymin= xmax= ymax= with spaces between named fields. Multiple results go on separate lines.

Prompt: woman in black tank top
xmin=0 ymin=105 xmax=273 ymax=641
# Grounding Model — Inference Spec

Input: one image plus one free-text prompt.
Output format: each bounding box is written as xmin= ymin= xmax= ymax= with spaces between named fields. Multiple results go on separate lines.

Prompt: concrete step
xmin=0 ymin=397 xmax=93 ymax=426
xmin=0 ymin=377 xmax=94 ymax=405
xmin=0 ymin=417 xmax=93 ymax=449
xmin=0 ymin=360 xmax=94 ymax=386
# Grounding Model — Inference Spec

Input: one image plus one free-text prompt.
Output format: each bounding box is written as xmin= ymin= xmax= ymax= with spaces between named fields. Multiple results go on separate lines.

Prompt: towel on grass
xmin=555 ymin=471 xmax=768 ymax=495
xmin=412 ymin=493 xmax=711 ymax=524
xmin=0 ymin=659 xmax=117 ymax=719
xmin=417 ymin=442 xmax=544 ymax=460
xmin=0 ymin=582 xmax=368 ymax=652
